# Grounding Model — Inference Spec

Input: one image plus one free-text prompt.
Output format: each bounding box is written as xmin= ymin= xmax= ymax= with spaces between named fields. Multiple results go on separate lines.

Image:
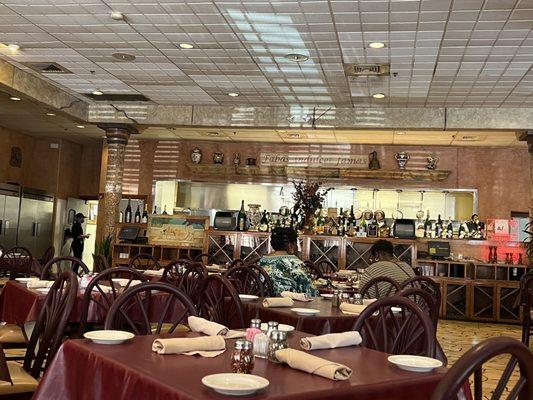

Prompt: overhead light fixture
xmin=179 ymin=43 xmax=194 ymax=49
xmin=91 ymin=89 xmax=104 ymax=96
xmin=460 ymin=135 xmax=479 ymax=141
xmin=112 ymin=52 xmax=136 ymax=62
xmin=9 ymin=96 xmax=21 ymax=101
xmin=288 ymin=133 xmax=300 ymax=139
xmin=369 ymin=42 xmax=385 ymax=49
xmin=76 ymin=125 xmax=85 ymax=129
xmin=46 ymin=112 xmax=56 ymax=116
xmin=372 ymin=93 xmax=386 ymax=99
xmin=207 ymin=131 xmax=219 ymax=137
xmin=7 ymin=44 xmax=20 ymax=52
xmin=285 ymin=53 xmax=309 ymax=62
xmin=110 ymin=11 xmax=125 ymax=21
xmin=228 ymin=92 xmax=239 ymax=97
xmin=396 ymin=131 xmax=406 ymax=135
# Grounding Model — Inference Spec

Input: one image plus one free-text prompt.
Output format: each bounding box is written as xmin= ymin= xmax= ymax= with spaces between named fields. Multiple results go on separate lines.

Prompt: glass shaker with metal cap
xmin=353 ymin=293 xmax=363 ymax=305
xmin=231 ymin=339 xmax=255 ymax=373
xmin=331 ymin=290 xmax=341 ymax=307
xmin=267 ymin=330 xmax=288 ymax=363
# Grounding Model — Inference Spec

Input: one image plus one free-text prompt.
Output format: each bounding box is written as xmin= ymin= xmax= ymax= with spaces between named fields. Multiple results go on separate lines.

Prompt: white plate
xmin=291 ymin=308 xmax=320 ymax=316
xmin=320 ymin=293 xmax=334 ymax=299
xmin=36 ymin=288 xmax=50 ymax=294
xmin=238 ymin=294 xmax=259 ymax=302
xmin=388 ymin=355 xmax=443 ymax=373
xmin=202 ymin=373 xmax=269 ymax=396
xmin=84 ymin=330 xmax=135 ymax=345
xmin=260 ymin=323 xmax=295 ymax=333
xmin=15 ymin=277 xmax=38 ymax=283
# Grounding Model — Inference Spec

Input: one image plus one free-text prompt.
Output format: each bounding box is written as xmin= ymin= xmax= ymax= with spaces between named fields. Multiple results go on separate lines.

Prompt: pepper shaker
xmin=231 ymin=339 xmax=255 ymax=373
xmin=267 ymin=330 xmax=288 ymax=363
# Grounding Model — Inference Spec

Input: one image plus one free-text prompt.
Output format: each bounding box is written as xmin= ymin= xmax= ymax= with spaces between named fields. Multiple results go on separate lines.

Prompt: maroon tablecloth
xmin=33 ymin=331 xmax=448 ymax=400
xmin=243 ymin=298 xmax=358 ymax=335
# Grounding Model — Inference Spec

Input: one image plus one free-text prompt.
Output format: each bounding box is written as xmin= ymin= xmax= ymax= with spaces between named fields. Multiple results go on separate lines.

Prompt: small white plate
xmin=15 ymin=277 xmax=38 ymax=284
xmin=84 ymin=330 xmax=135 ymax=345
xmin=260 ymin=323 xmax=295 ymax=333
xmin=239 ymin=294 xmax=259 ymax=302
xmin=36 ymin=288 xmax=50 ymax=294
xmin=291 ymin=308 xmax=320 ymax=316
xmin=202 ymin=373 xmax=269 ymax=396
xmin=388 ymin=355 xmax=443 ymax=373
xmin=320 ymin=293 xmax=334 ymax=299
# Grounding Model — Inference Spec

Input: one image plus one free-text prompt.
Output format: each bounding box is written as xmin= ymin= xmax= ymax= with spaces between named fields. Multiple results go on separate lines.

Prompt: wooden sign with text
xmin=260 ymin=152 xmax=367 ymax=168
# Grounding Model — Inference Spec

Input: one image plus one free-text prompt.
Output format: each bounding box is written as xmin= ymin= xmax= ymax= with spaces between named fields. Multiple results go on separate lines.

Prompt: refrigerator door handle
xmin=0 ymin=220 xmax=2 ymax=236
xmin=32 ymin=222 xmax=36 ymax=237
xmin=36 ymin=222 xmax=39 ymax=237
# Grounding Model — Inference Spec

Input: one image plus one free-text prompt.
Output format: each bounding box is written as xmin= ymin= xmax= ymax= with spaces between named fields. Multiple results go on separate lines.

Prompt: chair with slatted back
xmin=129 ymin=253 xmax=160 ymax=271
xmin=430 ymin=337 xmax=533 ymax=400
xmin=303 ymin=260 xmax=323 ymax=279
xmin=399 ymin=287 xmax=439 ymax=329
xmin=200 ymin=274 xmax=245 ymax=329
xmin=248 ymin=264 xmax=275 ymax=297
xmin=167 ymin=262 xmax=207 ymax=310
xmin=34 ymin=246 xmax=54 ymax=277
xmin=91 ymin=253 xmax=110 ymax=274
xmin=0 ymin=247 xmax=33 ymax=280
xmin=400 ymin=276 xmax=442 ymax=314
xmin=78 ymin=267 xmax=148 ymax=336
xmin=317 ymin=260 xmax=338 ymax=277
xmin=194 ymin=253 xmax=216 ymax=266
xmin=162 ymin=259 xmax=194 ymax=286
xmin=0 ymin=271 xmax=78 ymax=398
xmin=228 ymin=259 xmax=244 ymax=269
xmin=224 ymin=266 xmax=264 ymax=296
xmin=521 ymin=274 xmax=533 ymax=346
xmin=40 ymin=256 xmax=89 ymax=280
xmin=359 ymin=276 xmax=400 ymax=299
xmin=104 ymin=282 xmax=197 ymax=335
xmin=352 ymin=296 xmax=436 ymax=358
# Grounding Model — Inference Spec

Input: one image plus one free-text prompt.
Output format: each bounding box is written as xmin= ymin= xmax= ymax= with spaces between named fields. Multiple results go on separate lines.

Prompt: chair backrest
xmin=24 ymin=271 xmax=78 ymax=378
xmin=430 ymin=337 xmax=533 ymax=400
xmin=200 ymin=274 xmax=245 ymax=329
xmin=129 ymin=253 xmax=160 ymax=271
xmin=303 ymin=260 xmax=323 ymax=279
xmin=224 ymin=266 xmax=264 ymax=296
xmin=162 ymin=259 xmax=194 ymax=285
xmin=248 ymin=264 xmax=275 ymax=297
xmin=317 ymin=260 xmax=338 ymax=277
xmin=91 ymin=253 xmax=110 ymax=274
xmin=400 ymin=276 xmax=441 ymax=312
xmin=104 ymin=282 xmax=197 ymax=335
xmin=352 ymin=295 xmax=436 ymax=358
xmin=78 ymin=267 xmax=148 ymax=335
xmin=360 ymin=276 xmax=400 ymax=299
xmin=39 ymin=246 xmax=55 ymax=266
xmin=194 ymin=253 xmax=216 ymax=265
xmin=399 ymin=287 xmax=439 ymax=329
xmin=228 ymin=259 xmax=244 ymax=269
xmin=41 ymin=256 xmax=89 ymax=280
xmin=0 ymin=246 xmax=33 ymax=279
xmin=168 ymin=262 xmax=207 ymax=308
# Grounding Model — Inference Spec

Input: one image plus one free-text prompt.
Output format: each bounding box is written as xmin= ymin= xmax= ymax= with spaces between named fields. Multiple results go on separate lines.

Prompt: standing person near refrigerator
xmin=71 ymin=213 xmax=90 ymax=267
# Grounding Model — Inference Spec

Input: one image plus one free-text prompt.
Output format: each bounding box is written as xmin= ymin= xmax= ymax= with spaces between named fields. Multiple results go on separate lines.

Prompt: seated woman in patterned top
xmin=258 ymin=227 xmax=318 ymax=297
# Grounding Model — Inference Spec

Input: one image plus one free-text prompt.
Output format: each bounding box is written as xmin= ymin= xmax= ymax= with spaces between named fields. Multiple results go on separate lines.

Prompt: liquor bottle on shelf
xmin=518 ymin=253 xmax=523 ymax=265
xmin=290 ymin=208 xmax=298 ymax=228
xmin=119 ymin=211 xmax=124 ymax=223
xmin=435 ymin=215 xmax=443 ymax=238
xmin=134 ymin=205 xmax=141 ymax=223
xmin=237 ymin=200 xmax=247 ymax=231
xmin=424 ymin=211 xmax=432 ymax=238
xmin=141 ymin=205 xmax=148 ymax=223
xmin=162 ymin=205 xmax=168 ymax=215
xmin=347 ymin=206 xmax=356 ymax=236
xmin=316 ymin=209 xmax=325 ymax=235
xmin=415 ymin=217 xmax=425 ymax=238
xmin=446 ymin=218 xmax=453 ymax=239
xmin=124 ymin=199 xmax=132 ymax=223
xmin=153 ymin=205 xmax=158 ymax=215
xmin=337 ymin=208 xmax=344 ymax=236
xmin=259 ymin=210 xmax=269 ymax=232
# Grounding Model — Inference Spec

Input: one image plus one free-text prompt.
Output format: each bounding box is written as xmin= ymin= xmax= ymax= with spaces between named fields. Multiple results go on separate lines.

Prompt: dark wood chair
xmin=0 ymin=246 xmax=33 ymax=279
xmin=129 ymin=253 xmax=160 ymax=271
xmin=430 ymin=337 xmax=533 ymax=400
xmin=161 ymin=259 xmax=194 ymax=285
xmin=91 ymin=253 xmax=110 ymax=274
xmin=400 ymin=276 xmax=442 ymax=314
xmin=352 ymin=296 xmax=436 ymax=358
xmin=0 ymin=271 xmax=78 ymax=398
xmin=359 ymin=276 xmax=401 ymax=299
xmin=35 ymin=246 xmax=54 ymax=276
xmin=248 ymin=264 xmax=275 ymax=297
xmin=228 ymin=259 xmax=244 ymax=269
xmin=200 ymin=274 xmax=245 ymax=329
xmin=194 ymin=253 xmax=216 ymax=266
xmin=399 ymin=287 xmax=439 ymax=329
xmin=224 ymin=266 xmax=264 ymax=296
xmin=521 ymin=274 xmax=533 ymax=346
xmin=317 ymin=260 xmax=338 ymax=277
xmin=40 ymin=256 xmax=89 ymax=280
xmin=303 ymin=260 xmax=323 ymax=279
xmin=165 ymin=262 xmax=207 ymax=309
xmin=78 ymin=267 xmax=148 ymax=336
xmin=104 ymin=282 xmax=197 ymax=335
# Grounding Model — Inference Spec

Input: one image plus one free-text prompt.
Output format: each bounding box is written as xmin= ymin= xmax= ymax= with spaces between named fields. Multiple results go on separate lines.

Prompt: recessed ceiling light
xmin=207 ymin=131 xmax=219 ymax=137
xmin=76 ymin=125 xmax=85 ymax=129
xmin=46 ymin=112 xmax=56 ymax=116
xmin=396 ymin=131 xmax=406 ymax=135
xmin=285 ymin=53 xmax=309 ymax=62
xmin=110 ymin=11 xmax=125 ymax=21
xmin=112 ymin=52 xmax=136 ymax=62
xmin=288 ymin=133 xmax=300 ymax=139
xmin=9 ymin=96 xmax=21 ymax=101
xmin=369 ymin=42 xmax=385 ymax=49
xmin=228 ymin=92 xmax=239 ymax=97
xmin=91 ymin=89 xmax=104 ymax=96
xmin=7 ymin=44 xmax=20 ymax=51
xmin=460 ymin=135 xmax=479 ymax=141
xmin=179 ymin=43 xmax=194 ymax=49
xmin=372 ymin=93 xmax=386 ymax=99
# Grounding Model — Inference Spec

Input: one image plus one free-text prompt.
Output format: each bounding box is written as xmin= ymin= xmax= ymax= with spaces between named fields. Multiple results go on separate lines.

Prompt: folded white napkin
xmin=281 ymin=291 xmax=313 ymax=302
xmin=275 ymin=348 xmax=352 ymax=380
xmin=262 ymin=297 xmax=294 ymax=308
xmin=300 ymin=331 xmax=362 ymax=351
xmin=152 ymin=335 xmax=225 ymax=357
xmin=363 ymin=298 xmax=377 ymax=305
xmin=187 ymin=316 xmax=245 ymax=339
xmin=111 ymin=279 xmax=142 ymax=287
xmin=339 ymin=303 xmax=367 ymax=316
xmin=27 ymin=280 xmax=54 ymax=289
xmin=143 ymin=269 xmax=164 ymax=277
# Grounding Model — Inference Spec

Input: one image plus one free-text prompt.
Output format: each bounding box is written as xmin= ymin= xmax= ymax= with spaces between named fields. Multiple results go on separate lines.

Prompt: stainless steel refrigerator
xmin=0 ymin=184 xmax=21 ymax=250
xmin=17 ymin=188 xmax=54 ymax=258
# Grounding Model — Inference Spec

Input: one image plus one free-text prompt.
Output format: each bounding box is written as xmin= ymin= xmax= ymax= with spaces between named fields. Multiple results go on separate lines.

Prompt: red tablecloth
xmin=33 ymin=331 xmax=448 ymax=400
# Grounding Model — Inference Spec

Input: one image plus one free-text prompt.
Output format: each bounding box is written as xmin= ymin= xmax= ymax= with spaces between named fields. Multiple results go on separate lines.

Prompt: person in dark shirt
xmin=71 ymin=213 xmax=90 ymax=262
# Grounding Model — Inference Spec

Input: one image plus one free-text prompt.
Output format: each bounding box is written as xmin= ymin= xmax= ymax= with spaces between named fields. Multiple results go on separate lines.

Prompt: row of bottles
xmin=119 ymin=200 xmax=169 ymax=224
xmin=416 ymin=211 xmax=453 ymax=239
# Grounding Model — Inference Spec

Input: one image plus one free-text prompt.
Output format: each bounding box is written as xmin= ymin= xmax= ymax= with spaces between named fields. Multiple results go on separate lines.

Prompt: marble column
xmin=97 ymin=124 xmax=138 ymax=240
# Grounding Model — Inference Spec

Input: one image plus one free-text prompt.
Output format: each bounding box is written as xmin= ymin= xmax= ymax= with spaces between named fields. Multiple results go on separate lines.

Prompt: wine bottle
xmin=259 ymin=210 xmax=269 ymax=232
xmin=347 ymin=206 xmax=356 ymax=236
xmin=436 ymin=215 xmax=443 ymax=238
xmin=134 ymin=205 xmax=141 ymax=223
xmin=141 ymin=205 xmax=148 ymax=223
xmin=446 ymin=218 xmax=453 ymax=239
xmin=290 ymin=207 xmax=298 ymax=228
xmin=424 ymin=210 xmax=431 ymax=238
xmin=119 ymin=211 xmax=124 ymax=223
xmin=125 ymin=199 xmax=132 ymax=223
xmin=237 ymin=200 xmax=246 ymax=231
xmin=337 ymin=208 xmax=344 ymax=236
xmin=162 ymin=205 xmax=168 ymax=215
xmin=153 ymin=205 xmax=158 ymax=215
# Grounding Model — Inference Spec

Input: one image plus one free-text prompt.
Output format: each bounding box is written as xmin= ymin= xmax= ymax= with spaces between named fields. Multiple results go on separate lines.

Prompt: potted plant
xmin=292 ymin=180 xmax=331 ymax=234
xmin=94 ymin=234 xmax=113 ymax=266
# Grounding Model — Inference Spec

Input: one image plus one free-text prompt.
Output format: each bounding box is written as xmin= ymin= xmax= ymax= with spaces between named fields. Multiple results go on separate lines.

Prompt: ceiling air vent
xmin=23 ymin=62 xmax=72 ymax=74
xmin=344 ymin=63 xmax=390 ymax=77
xmin=83 ymin=93 xmax=151 ymax=102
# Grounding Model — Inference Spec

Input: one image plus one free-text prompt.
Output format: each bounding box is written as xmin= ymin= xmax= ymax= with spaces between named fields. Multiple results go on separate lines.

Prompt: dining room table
xmin=32 ymin=330 xmax=449 ymax=400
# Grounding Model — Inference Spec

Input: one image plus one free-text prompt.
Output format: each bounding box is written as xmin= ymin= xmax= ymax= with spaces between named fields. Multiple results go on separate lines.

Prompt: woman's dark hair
xmin=370 ymin=239 xmax=394 ymax=257
xmin=270 ymin=227 xmax=298 ymax=252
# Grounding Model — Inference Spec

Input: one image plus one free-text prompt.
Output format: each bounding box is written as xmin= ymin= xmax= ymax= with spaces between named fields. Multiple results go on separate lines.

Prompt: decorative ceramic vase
xmin=191 ymin=147 xmax=202 ymax=164
xmin=213 ymin=151 xmax=224 ymax=164
xmin=394 ymin=151 xmax=410 ymax=170
xmin=426 ymin=155 xmax=438 ymax=170
xmin=233 ymin=153 xmax=241 ymax=166
xmin=246 ymin=158 xmax=256 ymax=166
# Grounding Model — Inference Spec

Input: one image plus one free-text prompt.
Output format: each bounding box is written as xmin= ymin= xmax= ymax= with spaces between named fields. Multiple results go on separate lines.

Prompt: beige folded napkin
xmin=112 ymin=279 xmax=142 ymax=287
xmin=187 ymin=316 xmax=245 ymax=339
xmin=339 ymin=303 xmax=367 ymax=316
xmin=363 ymin=298 xmax=377 ymax=305
xmin=262 ymin=297 xmax=294 ymax=308
xmin=300 ymin=331 xmax=362 ymax=351
xmin=281 ymin=291 xmax=313 ymax=302
xmin=275 ymin=348 xmax=352 ymax=381
xmin=152 ymin=335 xmax=225 ymax=357
xmin=92 ymin=285 xmax=113 ymax=294
xmin=143 ymin=269 xmax=164 ymax=276
xmin=27 ymin=280 xmax=54 ymax=289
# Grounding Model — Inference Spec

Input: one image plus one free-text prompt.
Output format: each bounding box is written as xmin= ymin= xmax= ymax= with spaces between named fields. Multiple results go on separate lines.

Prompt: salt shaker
xmin=253 ymin=333 xmax=268 ymax=359
xmin=331 ymin=290 xmax=341 ymax=308
xmin=231 ymin=339 xmax=255 ymax=374
xmin=340 ymin=293 xmax=350 ymax=304
xmin=267 ymin=330 xmax=288 ymax=363
xmin=246 ymin=319 xmax=262 ymax=342
xmin=354 ymin=293 xmax=363 ymax=305
xmin=265 ymin=321 xmax=279 ymax=338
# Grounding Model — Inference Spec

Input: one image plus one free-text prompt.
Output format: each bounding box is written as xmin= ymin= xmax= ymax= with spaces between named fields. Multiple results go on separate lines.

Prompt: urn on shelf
xmin=368 ymin=150 xmax=381 ymax=170
xmin=233 ymin=153 xmax=241 ymax=166
xmin=394 ymin=151 xmax=410 ymax=170
xmin=190 ymin=147 xmax=202 ymax=164
xmin=213 ymin=151 xmax=224 ymax=164
xmin=426 ymin=154 xmax=438 ymax=170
